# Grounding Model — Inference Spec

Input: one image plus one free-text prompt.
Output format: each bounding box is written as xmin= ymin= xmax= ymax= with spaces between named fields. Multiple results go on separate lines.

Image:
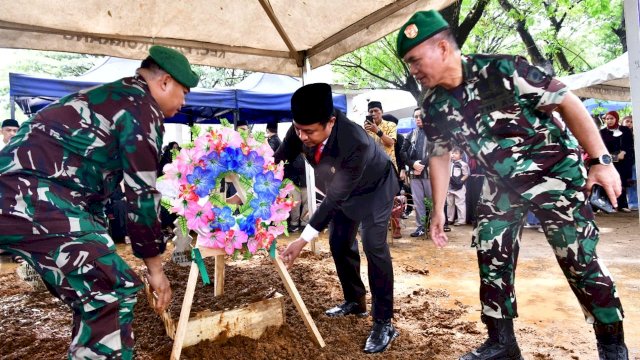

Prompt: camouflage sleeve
xmin=513 ymin=56 xmax=568 ymax=113
xmin=115 ymin=107 xmax=164 ymax=259
xmin=422 ymin=118 xmax=452 ymax=157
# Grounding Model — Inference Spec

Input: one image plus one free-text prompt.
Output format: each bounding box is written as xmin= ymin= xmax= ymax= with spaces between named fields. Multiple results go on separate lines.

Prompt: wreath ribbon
xmin=191 ymin=248 xmax=210 ymax=285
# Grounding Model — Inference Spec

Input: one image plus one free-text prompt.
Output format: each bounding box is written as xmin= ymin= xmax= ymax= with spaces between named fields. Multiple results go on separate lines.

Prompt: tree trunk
xmin=613 ymin=10 xmax=627 ymax=53
xmin=498 ymin=0 xmax=555 ymax=75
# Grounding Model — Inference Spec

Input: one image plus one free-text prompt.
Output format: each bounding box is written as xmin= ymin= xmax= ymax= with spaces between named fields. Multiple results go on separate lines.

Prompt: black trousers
xmin=328 ymin=202 xmax=394 ymax=320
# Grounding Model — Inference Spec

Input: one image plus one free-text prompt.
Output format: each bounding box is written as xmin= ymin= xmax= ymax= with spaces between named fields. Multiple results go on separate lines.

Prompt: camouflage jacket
xmin=0 ymin=75 xmax=165 ymax=259
xmin=422 ymin=54 xmax=584 ymax=198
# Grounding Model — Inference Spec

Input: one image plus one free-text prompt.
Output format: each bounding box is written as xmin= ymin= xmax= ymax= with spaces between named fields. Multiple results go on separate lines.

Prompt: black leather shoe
xmin=363 ymin=319 xmax=399 ymax=353
xmin=325 ymin=299 xmax=368 ymax=317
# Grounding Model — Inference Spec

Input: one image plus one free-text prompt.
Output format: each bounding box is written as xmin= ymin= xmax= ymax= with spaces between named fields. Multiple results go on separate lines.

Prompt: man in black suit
xmin=276 ymin=83 xmax=399 ymax=354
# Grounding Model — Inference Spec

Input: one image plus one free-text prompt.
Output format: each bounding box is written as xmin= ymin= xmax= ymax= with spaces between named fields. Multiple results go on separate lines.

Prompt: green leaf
xmin=209 ymin=192 xmax=228 ymax=208
xmin=178 ymin=216 xmax=188 ymax=236
xmin=160 ymin=198 xmax=173 ymax=211
xmin=253 ymin=131 xmax=266 ymax=144
xmin=191 ymin=125 xmax=201 ymax=137
xmin=220 ymin=118 xmax=231 ymax=128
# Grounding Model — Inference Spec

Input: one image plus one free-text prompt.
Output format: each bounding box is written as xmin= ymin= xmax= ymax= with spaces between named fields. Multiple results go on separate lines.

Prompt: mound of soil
xmin=0 ymin=250 xmax=478 ymax=360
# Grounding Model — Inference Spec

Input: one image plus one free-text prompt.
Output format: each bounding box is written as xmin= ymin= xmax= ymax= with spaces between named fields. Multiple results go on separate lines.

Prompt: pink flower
xmin=171 ymin=198 xmax=189 ymax=216
xmin=212 ymin=230 xmax=226 ymax=248
xmin=175 ymin=147 xmax=205 ymax=174
xmin=269 ymin=197 xmax=295 ymax=223
xmin=223 ymin=230 xmax=247 ymax=255
xmin=278 ymin=182 xmax=295 ymax=198
xmin=246 ymin=237 xmax=258 ymax=253
xmin=266 ymin=224 xmax=286 ymax=240
xmin=218 ymin=127 xmax=243 ymax=149
xmin=196 ymin=230 xmax=219 ymax=249
xmin=194 ymin=134 xmax=212 ymax=153
xmin=254 ymin=143 xmax=275 ymax=163
xmin=184 ymin=201 xmax=213 ymax=232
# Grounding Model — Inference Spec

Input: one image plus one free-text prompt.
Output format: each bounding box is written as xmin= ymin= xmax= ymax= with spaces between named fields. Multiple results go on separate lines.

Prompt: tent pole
xmin=300 ymin=58 xmax=319 ymax=254
xmin=624 ymin=0 xmax=640 ymax=219
xmin=10 ymin=96 xmax=16 ymax=119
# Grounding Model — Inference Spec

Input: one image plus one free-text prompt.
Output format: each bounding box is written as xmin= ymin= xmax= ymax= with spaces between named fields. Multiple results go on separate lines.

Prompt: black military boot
xmin=459 ymin=315 xmax=523 ymax=360
xmin=594 ymin=321 xmax=629 ymax=360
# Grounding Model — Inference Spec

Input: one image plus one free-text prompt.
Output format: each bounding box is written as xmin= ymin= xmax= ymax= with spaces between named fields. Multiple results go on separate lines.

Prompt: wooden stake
xmin=271 ymin=256 xmax=326 ymax=347
xmin=170 ymin=261 xmax=200 ymax=360
xmin=214 ymin=254 xmax=225 ymax=296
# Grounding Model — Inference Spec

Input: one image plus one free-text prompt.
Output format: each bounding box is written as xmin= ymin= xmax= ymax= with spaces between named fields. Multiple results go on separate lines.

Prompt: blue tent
xmin=583 ymin=98 xmax=631 ymax=114
xmin=9 ymin=62 xmax=347 ymax=125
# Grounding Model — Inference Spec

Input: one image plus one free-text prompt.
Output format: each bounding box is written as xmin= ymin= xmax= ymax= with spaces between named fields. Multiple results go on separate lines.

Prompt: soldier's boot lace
xmin=459 ymin=315 xmax=523 ymax=360
xmin=594 ymin=321 xmax=629 ymax=360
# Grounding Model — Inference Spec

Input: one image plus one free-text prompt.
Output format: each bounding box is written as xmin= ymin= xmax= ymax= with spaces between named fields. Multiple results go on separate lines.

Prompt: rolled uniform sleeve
xmin=116 ymin=108 xmax=165 ymax=259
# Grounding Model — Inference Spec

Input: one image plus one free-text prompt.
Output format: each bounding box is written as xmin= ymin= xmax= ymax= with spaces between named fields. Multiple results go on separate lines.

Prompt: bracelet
xmin=377 ymin=130 xmax=384 ymax=137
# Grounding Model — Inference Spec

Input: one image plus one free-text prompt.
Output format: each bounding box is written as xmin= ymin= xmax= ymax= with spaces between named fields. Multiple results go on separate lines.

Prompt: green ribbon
xmin=191 ymin=248 xmax=210 ymax=285
xmin=269 ymin=239 xmax=277 ymax=259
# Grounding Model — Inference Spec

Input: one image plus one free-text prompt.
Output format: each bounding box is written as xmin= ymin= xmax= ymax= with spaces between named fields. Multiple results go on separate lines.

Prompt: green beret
xmin=396 ymin=10 xmax=450 ymax=59
xmin=149 ymin=45 xmax=199 ymax=88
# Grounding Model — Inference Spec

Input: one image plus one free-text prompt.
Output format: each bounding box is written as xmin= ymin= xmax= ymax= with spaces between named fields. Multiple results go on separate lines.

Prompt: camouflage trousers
xmin=472 ymin=176 xmax=624 ymax=324
xmin=0 ymin=232 xmax=142 ymax=359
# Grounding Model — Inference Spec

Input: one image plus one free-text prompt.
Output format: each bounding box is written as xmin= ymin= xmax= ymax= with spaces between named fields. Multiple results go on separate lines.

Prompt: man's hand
xmin=413 ymin=160 xmax=425 ymax=174
xmin=429 ymin=211 xmax=448 ymax=248
xmin=364 ymin=121 xmax=379 ymax=134
xmin=143 ymin=255 xmax=172 ymax=313
xmin=586 ymin=164 xmax=622 ymax=208
xmin=279 ymin=238 xmax=308 ymax=269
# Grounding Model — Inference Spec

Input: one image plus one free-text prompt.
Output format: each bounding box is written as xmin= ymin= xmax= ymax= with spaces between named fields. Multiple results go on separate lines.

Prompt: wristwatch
xmin=587 ymin=154 xmax=613 ymax=166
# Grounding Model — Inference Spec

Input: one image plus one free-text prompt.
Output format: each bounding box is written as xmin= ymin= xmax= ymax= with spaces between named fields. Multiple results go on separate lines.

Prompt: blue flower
xmin=211 ymin=207 xmax=236 ymax=232
xmin=221 ymin=147 xmax=246 ymax=172
xmin=250 ymin=197 xmax=272 ymax=220
xmin=238 ymin=214 xmax=256 ymax=236
xmin=186 ymin=166 xmax=216 ymax=198
xmin=240 ymin=151 xmax=264 ymax=178
xmin=203 ymin=151 xmax=225 ymax=177
xmin=253 ymin=172 xmax=281 ymax=201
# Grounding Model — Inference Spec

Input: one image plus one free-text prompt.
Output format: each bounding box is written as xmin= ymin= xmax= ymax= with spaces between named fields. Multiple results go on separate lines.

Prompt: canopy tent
xmin=583 ymin=98 xmax=631 ymax=114
xmin=0 ymin=0 xmax=454 ymax=77
xmin=558 ymin=52 xmax=630 ymax=101
xmin=232 ymin=72 xmax=347 ymax=124
xmin=348 ymin=89 xmax=418 ymax=126
xmin=9 ymin=58 xmax=347 ymax=124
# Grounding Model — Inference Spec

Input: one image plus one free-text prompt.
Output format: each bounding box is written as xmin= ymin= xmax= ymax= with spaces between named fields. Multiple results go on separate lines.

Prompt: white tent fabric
xmin=0 ymin=0 xmax=453 ymax=76
xmin=558 ymin=52 xmax=630 ymax=101
xmin=349 ymin=89 xmax=418 ymax=125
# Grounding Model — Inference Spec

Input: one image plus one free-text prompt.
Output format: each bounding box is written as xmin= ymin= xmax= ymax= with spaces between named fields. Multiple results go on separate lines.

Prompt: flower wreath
xmin=160 ymin=122 xmax=295 ymax=258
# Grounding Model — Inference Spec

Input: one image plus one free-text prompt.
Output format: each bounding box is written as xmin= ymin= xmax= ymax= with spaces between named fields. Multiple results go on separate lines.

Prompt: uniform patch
xmin=404 ymin=24 xmax=418 ymax=39
xmin=525 ymin=67 xmax=547 ymax=85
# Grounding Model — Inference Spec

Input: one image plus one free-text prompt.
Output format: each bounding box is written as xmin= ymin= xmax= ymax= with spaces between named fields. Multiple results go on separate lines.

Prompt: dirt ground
xmin=0 ymin=211 xmax=638 ymax=360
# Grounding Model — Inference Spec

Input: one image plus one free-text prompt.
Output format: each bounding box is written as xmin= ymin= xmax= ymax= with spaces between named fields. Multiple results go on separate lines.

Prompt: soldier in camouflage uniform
xmin=0 ymin=46 xmax=198 ymax=359
xmin=397 ymin=10 xmax=628 ymax=360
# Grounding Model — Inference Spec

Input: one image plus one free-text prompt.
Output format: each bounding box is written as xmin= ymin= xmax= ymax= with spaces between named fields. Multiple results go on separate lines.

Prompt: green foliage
xmin=252 ymin=131 xmax=266 ymax=144
xmin=191 ymin=125 xmax=202 ymax=138
xmin=160 ymin=198 xmax=173 ymax=210
xmin=331 ymin=0 xmax=625 ymax=94
xmin=332 ymin=33 xmax=407 ymax=90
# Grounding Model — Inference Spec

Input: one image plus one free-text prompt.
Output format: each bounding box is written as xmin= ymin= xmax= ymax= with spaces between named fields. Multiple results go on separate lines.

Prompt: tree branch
xmin=457 ymin=0 xmax=491 ymax=47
